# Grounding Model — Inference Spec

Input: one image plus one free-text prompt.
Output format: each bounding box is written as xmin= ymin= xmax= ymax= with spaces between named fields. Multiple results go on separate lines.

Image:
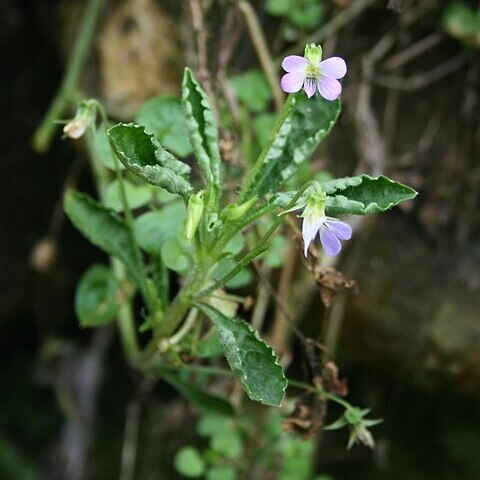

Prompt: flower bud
xmin=304 ymin=43 xmax=322 ymax=64
xmin=63 ymin=100 xmax=97 ymax=139
xmin=185 ymin=191 xmax=205 ymax=241
xmin=221 ymin=197 xmax=258 ymax=221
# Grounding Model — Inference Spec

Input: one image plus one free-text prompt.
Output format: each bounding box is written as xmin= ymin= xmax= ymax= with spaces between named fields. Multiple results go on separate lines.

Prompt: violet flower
xmin=280 ymin=43 xmax=347 ymax=100
xmin=302 ymin=211 xmax=352 ymax=257
xmin=284 ymin=187 xmax=352 ymax=257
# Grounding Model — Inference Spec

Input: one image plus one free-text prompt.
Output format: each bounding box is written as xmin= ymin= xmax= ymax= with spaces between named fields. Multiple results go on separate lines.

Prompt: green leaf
xmin=196 ymin=328 xmax=224 ymax=358
xmin=135 ymin=95 xmax=193 ymax=157
xmin=265 ymin=0 xmax=291 ymax=15
xmin=105 ymin=179 xmax=152 ymax=212
xmin=162 ymin=372 xmax=234 ymax=417
xmin=182 ymin=68 xmax=221 ymax=198
xmin=226 ymin=269 xmax=252 ymax=289
xmin=265 ymin=235 xmax=289 ymax=268
xmin=275 ymin=175 xmax=417 ymax=216
xmin=206 ymin=467 xmax=236 ymax=480
xmin=254 ymin=113 xmax=278 ymax=148
xmin=224 ymin=232 xmax=245 ymax=256
xmin=107 ymin=123 xmax=192 ymax=198
xmin=230 ymin=70 xmax=272 ymax=113
xmin=174 ymin=446 xmax=205 ymax=478
xmin=212 ymin=258 xmax=252 ymax=289
xmin=198 ymin=304 xmax=287 ymax=406
xmin=210 ymin=428 xmax=243 ymax=459
xmin=289 ymin=2 xmax=323 ymax=29
xmin=64 ymin=190 xmax=145 ymax=292
xmin=161 ymin=238 xmax=189 ymax=273
xmin=75 ymin=264 xmax=121 ymax=327
xmin=244 ymin=93 xmax=341 ymax=199
xmin=134 ymin=201 xmax=186 ymax=255
xmin=321 ymin=175 xmax=418 ymax=215
xmin=93 ymin=126 xmax=124 ymax=171
xmin=443 ymin=2 xmax=480 ymax=48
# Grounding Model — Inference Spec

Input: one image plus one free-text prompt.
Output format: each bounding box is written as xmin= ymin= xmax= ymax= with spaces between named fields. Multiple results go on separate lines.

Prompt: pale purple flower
xmin=282 ymin=185 xmax=352 ymax=256
xmin=280 ymin=43 xmax=347 ymax=100
xmin=302 ymin=214 xmax=352 ymax=257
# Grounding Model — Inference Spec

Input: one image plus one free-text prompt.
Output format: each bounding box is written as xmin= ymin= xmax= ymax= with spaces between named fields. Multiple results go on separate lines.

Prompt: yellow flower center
xmin=305 ymin=64 xmax=321 ymax=81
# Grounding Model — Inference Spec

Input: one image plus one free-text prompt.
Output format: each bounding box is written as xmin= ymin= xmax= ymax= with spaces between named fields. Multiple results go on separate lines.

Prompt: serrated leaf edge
xmin=321 ymin=174 xmax=418 ymax=196
xmin=198 ymin=303 xmax=286 ymax=407
xmin=107 ymin=123 xmax=193 ymax=197
xmin=234 ymin=317 xmax=287 ymax=406
xmin=182 ymin=69 xmax=221 ymax=188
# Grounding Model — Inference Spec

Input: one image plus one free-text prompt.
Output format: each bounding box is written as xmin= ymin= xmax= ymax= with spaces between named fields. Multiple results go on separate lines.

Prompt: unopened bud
xmin=185 ymin=191 xmax=205 ymax=241
xmin=304 ymin=43 xmax=322 ymax=64
xmin=63 ymin=100 xmax=97 ymax=140
xmin=221 ymin=197 xmax=258 ymax=221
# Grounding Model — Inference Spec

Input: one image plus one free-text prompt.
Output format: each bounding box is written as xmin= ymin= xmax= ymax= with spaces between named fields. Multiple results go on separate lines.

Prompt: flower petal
xmin=281 ymin=72 xmax=305 ymax=93
xmin=318 ymin=77 xmax=342 ymax=101
xmin=282 ymin=55 xmax=309 ymax=73
xmin=320 ymin=226 xmax=342 ymax=256
xmin=325 ymin=219 xmax=352 ymax=240
xmin=302 ymin=214 xmax=321 ymax=257
xmin=304 ymin=78 xmax=316 ymax=98
xmin=319 ymin=57 xmax=347 ymax=79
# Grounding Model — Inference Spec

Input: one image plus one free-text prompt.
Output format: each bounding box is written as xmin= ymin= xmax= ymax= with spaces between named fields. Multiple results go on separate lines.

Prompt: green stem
xmin=112 ymin=143 xmax=154 ymax=312
xmin=94 ymin=102 xmax=155 ymax=313
xmin=32 ymin=0 xmax=105 ymax=152
xmin=85 ymin=132 xmax=140 ymax=364
xmin=167 ymin=308 xmax=199 ymax=346
xmin=198 ymin=182 xmax=313 ymax=300
xmin=112 ymin=261 xmax=140 ymax=362
xmin=160 ymin=364 xmax=236 ymax=378
xmin=215 ymin=201 xmax=278 ymax=255
xmin=287 ymin=379 xmax=352 ymax=410
xmin=157 ymin=363 xmax=353 ymax=410
xmin=197 ymin=246 xmax=269 ymax=300
xmin=157 ymin=266 xmax=206 ymax=338
xmin=237 ymin=94 xmax=295 ymax=203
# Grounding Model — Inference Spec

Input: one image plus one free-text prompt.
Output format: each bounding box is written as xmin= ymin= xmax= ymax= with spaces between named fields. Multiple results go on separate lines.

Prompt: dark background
xmin=1 ymin=0 xmax=479 ymax=479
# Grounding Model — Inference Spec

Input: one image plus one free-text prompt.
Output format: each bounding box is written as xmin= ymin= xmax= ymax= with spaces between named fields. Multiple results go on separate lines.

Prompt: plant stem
xmin=237 ymin=94 xmax=295 ymax=203
xmin=199 ymin=182 xmax=313 ymax=300
xmin=238 ymin=0 xmax=284 ymax=111
xmin=157 ymin=266 xmax=206 ymax=338
xmin=112 ymin=144 xmax=154 ymax=312
xmin=113 ymin=261 xmax=140 ymax=363
xmin=158 ymin=363 xmax=352 ymax=410
xmin=85 ymin=132 xmax=140 ymax=364
xmin=32 ymin=0 xmax=105 ymax=152
xmin=218 ymin=201 xmax=278 ymax=253
xmin=197 ymin=246 xmax=269 ymax=300
xmin=287 ymin=379 xmax=352 ymax=410
xmin=94 ymin=101 xmax=155 ymax=313
xmin=167 ymin=308 xmax=199 ymax=346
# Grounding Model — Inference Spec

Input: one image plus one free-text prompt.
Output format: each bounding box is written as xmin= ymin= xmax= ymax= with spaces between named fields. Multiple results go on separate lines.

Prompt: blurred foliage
xmin=3 ymin=0 xmax=480 ymax=478
xmin=266 ymin=0 xmax=324 ymax=40
xmin=443 ymin=2 xmax=480 ymax=48
xmin=173 ymin=409 xmax=333 ymax=480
